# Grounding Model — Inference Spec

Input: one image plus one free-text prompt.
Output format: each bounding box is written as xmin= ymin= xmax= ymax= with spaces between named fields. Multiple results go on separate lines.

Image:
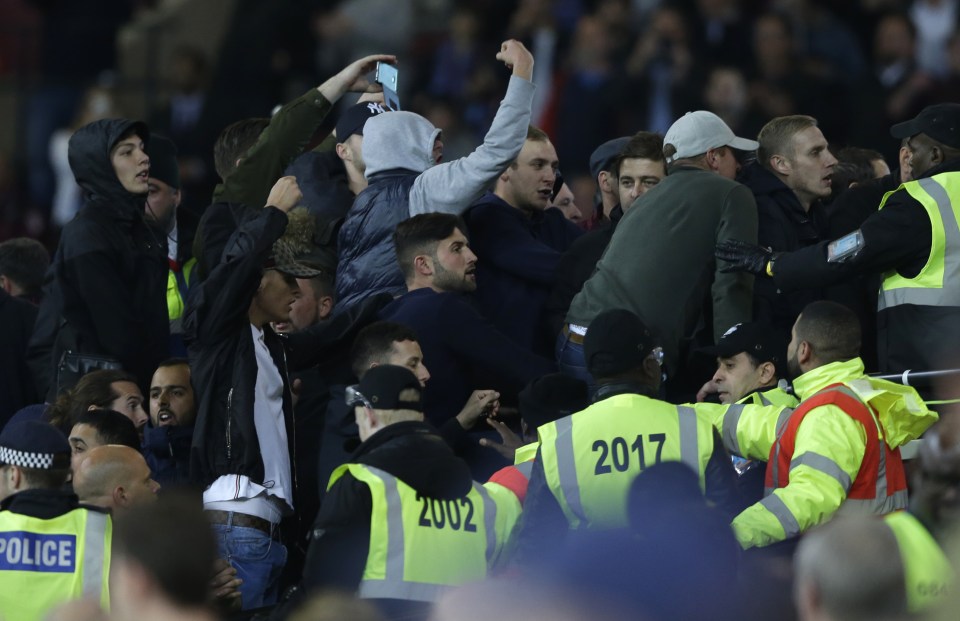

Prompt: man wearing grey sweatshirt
xmin=335 ymin=40 xmax=536 ymax=311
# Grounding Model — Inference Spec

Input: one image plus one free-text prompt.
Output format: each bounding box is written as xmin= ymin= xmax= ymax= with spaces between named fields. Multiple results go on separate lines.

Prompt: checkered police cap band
xmin=0 ymin=446 xmax=68 ymax=470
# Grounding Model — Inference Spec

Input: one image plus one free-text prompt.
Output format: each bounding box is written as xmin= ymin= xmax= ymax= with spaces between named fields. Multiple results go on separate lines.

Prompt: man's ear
xmin=598 ymin=170 xmax=616 ymax=194
xmin=173 ymin=189 xmax=183 ymax=208
xmin=758 ymin=361 xmax=777 ymax=385
xmin=770 ymin=154 xmax=791 ymax=176
xmin=335 ymin=142 xmax=351 ymax=162
xmin=317 ymin=295 xmax=334 ymax=321
xmin=113 ymin=485 xmax=129 ymax=508
xmin=0 ymin=275 xmax=11 ymax=294
xmin=414 ymin=254 xmax=434 ymax=277
xmin=798 ymin=340 xmax=813 ymax=367
xmin=705 ymin=148 xmax=723 ymax=172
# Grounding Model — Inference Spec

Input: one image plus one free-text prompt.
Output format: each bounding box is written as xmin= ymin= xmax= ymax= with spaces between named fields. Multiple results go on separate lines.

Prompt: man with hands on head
xmin=336 ymin=39 xmax=539 ymax=310
xmin=184 ymin=175 xmax=325 ymax=610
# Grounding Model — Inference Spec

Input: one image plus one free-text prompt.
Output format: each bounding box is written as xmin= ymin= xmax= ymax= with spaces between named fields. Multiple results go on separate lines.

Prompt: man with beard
xmin=380 ymin=213 xmax=555 ymax=425
xmin=698 ymin=302 xmax=937 ymax=549
xmin=143 ymin=358 xmax=195 ymax=487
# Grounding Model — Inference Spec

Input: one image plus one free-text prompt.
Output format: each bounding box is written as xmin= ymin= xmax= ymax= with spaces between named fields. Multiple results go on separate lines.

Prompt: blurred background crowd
xmin=3 ymin=0 xmax=960 ymax=247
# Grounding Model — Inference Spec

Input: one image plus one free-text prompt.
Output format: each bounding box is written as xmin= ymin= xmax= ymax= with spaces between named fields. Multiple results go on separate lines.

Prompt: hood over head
xmin=362 ymin=111 xmax=441 ymax=179
xmin=68 ymin=118 xmax=150 ymax=208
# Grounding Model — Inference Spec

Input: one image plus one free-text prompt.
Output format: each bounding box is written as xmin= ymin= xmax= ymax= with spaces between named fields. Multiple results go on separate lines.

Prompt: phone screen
xmin=375 ymin=63 xmax=401 ymax=110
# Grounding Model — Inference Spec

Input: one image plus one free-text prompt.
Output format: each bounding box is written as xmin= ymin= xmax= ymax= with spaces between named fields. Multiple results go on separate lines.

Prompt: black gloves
xmin=715 ymin=240 xmax=777 ymax=276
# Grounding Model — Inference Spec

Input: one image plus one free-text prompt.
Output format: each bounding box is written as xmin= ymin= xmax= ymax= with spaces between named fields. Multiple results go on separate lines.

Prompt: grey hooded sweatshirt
xmin=335 ymin=75 xmax=535 ymax=311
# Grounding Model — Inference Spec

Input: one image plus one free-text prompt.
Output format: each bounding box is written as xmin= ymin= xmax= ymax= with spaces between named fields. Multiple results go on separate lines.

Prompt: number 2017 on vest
xmin=593 ymin=434 xmax=667 ymax=475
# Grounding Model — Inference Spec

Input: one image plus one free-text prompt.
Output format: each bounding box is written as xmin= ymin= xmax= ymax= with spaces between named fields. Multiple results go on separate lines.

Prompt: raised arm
xmin=409 ymin=41 xmax=536 ymax=215
xmin=185 ymin=177 xmax=301 ymax=346
xmin=217 ymin=54 xmax=396 ymax=208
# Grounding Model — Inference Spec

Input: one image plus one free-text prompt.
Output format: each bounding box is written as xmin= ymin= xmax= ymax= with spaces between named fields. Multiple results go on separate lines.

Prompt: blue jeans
xmin=212 ymin=520 xmax=287 ymax=610
xmin=556 ymin=330 xmax=596 ymax=396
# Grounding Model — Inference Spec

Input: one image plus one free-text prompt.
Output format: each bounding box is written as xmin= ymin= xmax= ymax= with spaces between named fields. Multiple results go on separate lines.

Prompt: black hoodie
xmin=28 ymin=119 xmax=169 ymax=396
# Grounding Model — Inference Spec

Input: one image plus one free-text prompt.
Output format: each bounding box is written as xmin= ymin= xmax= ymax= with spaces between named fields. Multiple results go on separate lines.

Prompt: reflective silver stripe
xmin=879 ymin=176 xmax=960 ymax=309
xmin=359 ymin=580 xmax=450 ymax=602
xmin=514 ymin=461 xmax=534 ymax=479
xmin=759 ymin=494 xmax=801 ymax=538
xmin=721 ymin=403 xmax=744 ymax=455
xmin=81 ymin=511 xmax=108 ymax=597
xmin=676 ymin=406 xmax=701 ymax=473
xmin=474 ymin=483 xmax=498 ymax=565
xmin=378 ymin=471 xmax=406 ymax=583
xmin=876 ymin=440 xmax=889 ymax=500
xmin=839 ymin=489 xmax=909 ymax=515
xmin=774 ymin=408 xmax=794 ymax=436
xmin=553 ymin=417 xmax=586 ymax=524
xmin=758 ymin=393 xmax=772 ymax=407
xmin=789 ymin=452 xmax=852 ymax=491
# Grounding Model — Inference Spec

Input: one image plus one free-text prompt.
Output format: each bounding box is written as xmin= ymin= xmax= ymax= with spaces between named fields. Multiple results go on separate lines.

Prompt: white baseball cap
xmin=663 ymin=111 xmax=759 ymax=163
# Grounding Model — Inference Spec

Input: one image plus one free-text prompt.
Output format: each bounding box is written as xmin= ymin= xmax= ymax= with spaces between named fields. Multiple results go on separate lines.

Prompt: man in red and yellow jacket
xmin=699 ymin=301 xmax=937 ymax=549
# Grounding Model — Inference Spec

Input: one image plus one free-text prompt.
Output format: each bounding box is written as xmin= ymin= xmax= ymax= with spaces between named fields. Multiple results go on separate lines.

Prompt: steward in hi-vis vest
xmin=0 ymin=421 xmax=111 ymax=621
xmin=716 ymin=103 xmax=960 ymax=376
xmin=294 ymin=365 xmax=518 ymax=619
xmin=699 ymin=303 xmax=937 ymax=549
xmin=514 ymin=310 xmax=743 ymax=566
xmin=486 ymin=373 xmax=590 ymax=506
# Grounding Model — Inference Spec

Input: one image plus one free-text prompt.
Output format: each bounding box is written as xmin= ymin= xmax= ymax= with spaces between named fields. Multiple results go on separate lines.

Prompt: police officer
xmin=514 ymin=309 xmax=742 ymax=564
xmin=718 ymin=103 xmax=960 ymax=375
xmin=293 ymin=365 xmax=519 ymax=619
xmin=698 ymin=302 xmax=938 ymax=550
xmin=0 ymin=421 xmax=111 ymax=621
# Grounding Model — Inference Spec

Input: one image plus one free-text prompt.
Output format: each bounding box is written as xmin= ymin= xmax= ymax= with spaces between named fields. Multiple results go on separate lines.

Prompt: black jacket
xmin=0 ymin=289 xmax=38 ymax=427
xmin=185 ymin=205 xmax=394 ymax=486
xmin=773 ymin=159 xmax=957 ymax=375
xmin=296 ymin=421 xmax=472 ymax=616
xmin=185 ymin=206 xmax=295 ymax=486
xmin=739 ymin=162 xmax=829 ymax=336
xmin=28 ymin=119 xmax=169 ymax=396
xmin=142 ymin=424 xmax=193 ymax=488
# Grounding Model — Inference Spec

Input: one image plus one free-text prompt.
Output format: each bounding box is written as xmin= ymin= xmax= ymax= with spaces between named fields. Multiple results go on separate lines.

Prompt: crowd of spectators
xmin=3 ymin=1 xmax=960 ymax=621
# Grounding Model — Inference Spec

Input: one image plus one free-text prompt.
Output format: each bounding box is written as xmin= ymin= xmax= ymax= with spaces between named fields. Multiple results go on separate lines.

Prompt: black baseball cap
xmin=700 ymin=322 xmax=787 ymax=378
xmin=519 ymin=373 xmax=589 ymax=430
xmin=890 ymin=103 xmax=960 ymax=149
xmin=0 ymin=421 xmax=70 ymax=470
xmin=351 ymin=364 xmax=423 ymax=412
xmin=589 ymin=137 xmax=630 ymax=182
xmin=335 ymin=101 xmax=389 ymax=142
xmin=584 ymin=309 xmax=658 ymax=378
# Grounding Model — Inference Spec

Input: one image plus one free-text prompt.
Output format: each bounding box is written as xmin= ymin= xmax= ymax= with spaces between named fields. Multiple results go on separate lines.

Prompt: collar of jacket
xmin=792 ymin=358 xmax=866 ymax=400
xmin=0 ymin=488 xmax=87 ymax=519
xmin=593 ymin=380 xmax=658 ymax=402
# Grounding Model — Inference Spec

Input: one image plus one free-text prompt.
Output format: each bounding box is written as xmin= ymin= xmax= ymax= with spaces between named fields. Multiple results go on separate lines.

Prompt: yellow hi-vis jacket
xmin=0 ymin=508 xmax=111 ymax=621
xmin=884 ymin=511 xmax=953 ymax=612
xmin=537 ymin=392 xmax=717 ymax=530
xmin=878 ymin=173 xmax=960 ymax=311
xmin=166 ymin=256 xmax=197 ymax=335
xmin=695 ymin=359 xmax=937 ymax=549
xmin=327 ymin=464 xmax=518 ymax=602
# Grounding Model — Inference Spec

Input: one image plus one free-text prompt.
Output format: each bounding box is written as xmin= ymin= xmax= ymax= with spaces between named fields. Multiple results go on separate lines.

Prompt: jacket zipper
xmin=225 ymin=387 xmax=234 ymax=460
